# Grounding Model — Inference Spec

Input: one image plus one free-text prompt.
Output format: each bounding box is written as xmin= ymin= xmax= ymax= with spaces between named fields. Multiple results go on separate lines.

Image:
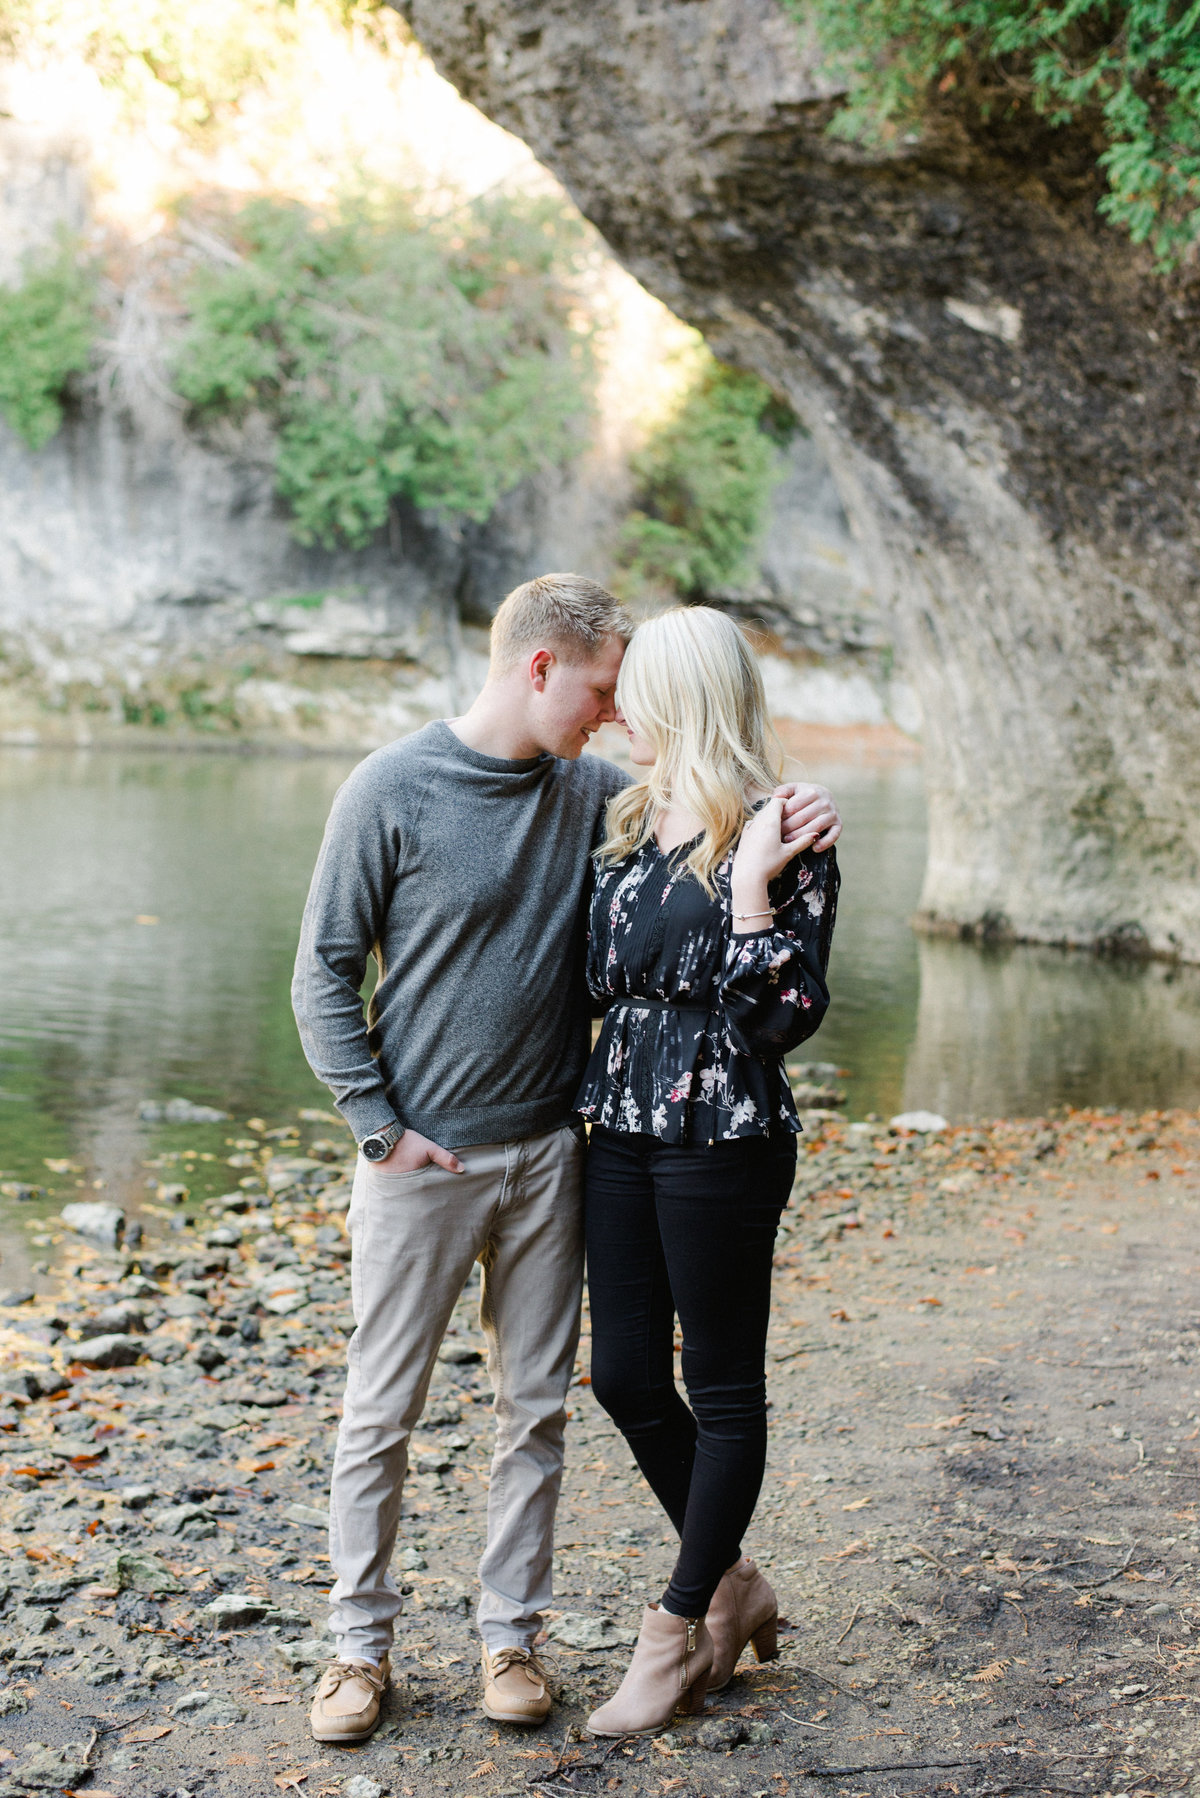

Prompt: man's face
xmin=530 ymin=635 xmax=625 ymax=759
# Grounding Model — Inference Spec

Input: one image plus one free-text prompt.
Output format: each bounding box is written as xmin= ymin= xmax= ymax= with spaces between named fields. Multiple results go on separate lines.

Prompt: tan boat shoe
xmin=309 ymin=1654 xmax=390 ymax=1743
xmin=480 ymin=1644 xmax=551 ymax=1725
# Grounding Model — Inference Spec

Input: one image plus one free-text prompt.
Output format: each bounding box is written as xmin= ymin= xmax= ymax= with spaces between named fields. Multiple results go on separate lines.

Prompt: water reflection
xmin=903 ymin=937 xmax=1200 ymax=1120
xmin=1 ymin=748 xmax=1197 ymax=1236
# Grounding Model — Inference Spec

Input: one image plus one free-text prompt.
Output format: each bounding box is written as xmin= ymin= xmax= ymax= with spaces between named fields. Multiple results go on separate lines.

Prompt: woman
xmin=575 ymin=606 xmax=838 ymax=1736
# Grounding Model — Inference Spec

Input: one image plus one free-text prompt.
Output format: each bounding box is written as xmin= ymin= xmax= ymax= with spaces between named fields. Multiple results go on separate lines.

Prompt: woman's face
xmin=617 ymin=707 xmax=657 ymax=767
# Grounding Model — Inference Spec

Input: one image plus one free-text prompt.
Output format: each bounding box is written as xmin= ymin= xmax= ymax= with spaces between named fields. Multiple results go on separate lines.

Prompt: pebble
xmin=152 ymin=1503 xmax=218 ymax=1539
xmin=170 ymin=1692 xmax=248 ymax=1725
xmin=202 ymin=1592 xmax=271 ymax=1627
xmin=8 ymin=1741 xmax=94 ymax=1788
xmin=888 ymin=1110 xmax=948 ymax=1133
xmin=344 ymin=1778 xmax=387 ymax=1798
xmin=70 ymin=1332 xmax=143 ymax=1368
xmin=138 ymin=1098 xmax=229 ymax=1124
xmin=283 ymin=1501 xmax=329 ymax=1527
xmin=59 ymin=1201 xmax=126 ymax=1249
xmin=103 ymin=1550 xmax=185 ymax=1594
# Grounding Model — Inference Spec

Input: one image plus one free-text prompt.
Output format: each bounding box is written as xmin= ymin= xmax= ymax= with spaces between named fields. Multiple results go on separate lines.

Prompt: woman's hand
xmin=731 ymin=792 xmax=819 ymax=933
xmin=777 ymin=782 xmax=841 ymax=851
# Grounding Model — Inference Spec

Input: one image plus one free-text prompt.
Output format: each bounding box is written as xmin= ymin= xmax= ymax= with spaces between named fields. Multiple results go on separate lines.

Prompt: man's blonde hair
xmin=598 ymin=607 xmax=784 ymax=895
xmin=490 ymin=572 xmax=631 ymax=672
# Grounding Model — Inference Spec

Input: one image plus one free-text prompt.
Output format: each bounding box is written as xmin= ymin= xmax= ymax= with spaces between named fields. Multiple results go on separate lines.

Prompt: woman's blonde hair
xmin=598 ymin=606 xmax=783 ymax=894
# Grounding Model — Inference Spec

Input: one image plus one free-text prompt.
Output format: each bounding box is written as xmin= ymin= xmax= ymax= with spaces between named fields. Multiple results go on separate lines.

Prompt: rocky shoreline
xmin=2 ymin=1106 xmax=1199 ymax=1797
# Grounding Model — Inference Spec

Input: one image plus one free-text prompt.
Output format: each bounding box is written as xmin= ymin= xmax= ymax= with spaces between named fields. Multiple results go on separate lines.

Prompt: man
xmin=292 ymin=573 xmax=841 ymax=1743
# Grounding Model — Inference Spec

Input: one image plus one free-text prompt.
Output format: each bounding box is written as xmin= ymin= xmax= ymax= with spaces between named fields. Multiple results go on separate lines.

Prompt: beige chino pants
xmin=328 ymin=1122 xmax=585 ymax=1658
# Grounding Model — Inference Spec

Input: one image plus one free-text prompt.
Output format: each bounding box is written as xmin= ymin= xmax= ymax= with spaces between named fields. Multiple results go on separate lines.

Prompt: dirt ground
xmin=2 ymin=1108 xmax=1199 ymax=1798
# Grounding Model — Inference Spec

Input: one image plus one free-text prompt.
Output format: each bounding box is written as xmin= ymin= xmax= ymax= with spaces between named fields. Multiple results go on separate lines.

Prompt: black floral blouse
xmin=574 ymin=831 xmax=839 ymax=1145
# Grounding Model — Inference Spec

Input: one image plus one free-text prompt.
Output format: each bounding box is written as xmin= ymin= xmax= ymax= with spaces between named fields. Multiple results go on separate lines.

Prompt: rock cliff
xmin=399 ymin=0 xmax=1200 ymax=959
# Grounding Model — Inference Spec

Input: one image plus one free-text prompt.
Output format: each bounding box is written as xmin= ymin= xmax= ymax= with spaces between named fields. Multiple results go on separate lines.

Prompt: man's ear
xmin=529 ymin=647 xmax=555 ymax=691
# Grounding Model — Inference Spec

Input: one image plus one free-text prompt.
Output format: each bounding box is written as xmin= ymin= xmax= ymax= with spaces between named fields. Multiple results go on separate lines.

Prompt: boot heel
xmin=681 ymin=1672 xmax=710 ymax=1716
xmin=750 ymin=1616 xmax=779 ymax=1663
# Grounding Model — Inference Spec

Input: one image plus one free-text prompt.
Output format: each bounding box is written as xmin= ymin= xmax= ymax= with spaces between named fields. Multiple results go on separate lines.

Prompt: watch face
xmin=361 ymin=1135 xmax=388 ymax=1162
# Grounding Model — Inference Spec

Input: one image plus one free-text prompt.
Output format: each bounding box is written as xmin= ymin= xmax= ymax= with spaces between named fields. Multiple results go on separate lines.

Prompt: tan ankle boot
xmin=587 ymin=1605 xmax=713 ymax=1737
xmin=706 ymin=1557 xmax=779 ymax=1691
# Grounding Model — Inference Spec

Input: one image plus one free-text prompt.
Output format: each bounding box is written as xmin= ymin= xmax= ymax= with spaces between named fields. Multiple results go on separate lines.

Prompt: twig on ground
xmin=526 ymin=1736 xmax=626 ymax=1792
xmin=777 ymin=1710 xmax=834 ymax=1731
xmin=788 ymin=1661 xmax=879 ymax=1703
xmin=801 ymin=1756 xmax=985 ymax=1777
xmin=907 ymin=1543 xmax=959 ymax=1578
xmin=1000 ymin=1595 xmax=1030 ymax=1635
xmin=835 ymin=1602 xmax=861 ymax=1646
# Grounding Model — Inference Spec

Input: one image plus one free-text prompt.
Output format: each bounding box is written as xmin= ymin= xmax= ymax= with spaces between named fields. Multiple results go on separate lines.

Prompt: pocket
xmin=361 ymin=1153 xmax=437 ymax=1189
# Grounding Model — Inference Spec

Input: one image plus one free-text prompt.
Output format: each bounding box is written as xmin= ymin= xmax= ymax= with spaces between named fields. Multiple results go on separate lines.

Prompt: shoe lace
xmin=323 ymin=1659 xmax=385 ymax=1696
xmin=488 ymin=1646 xmax=548 ymax=1684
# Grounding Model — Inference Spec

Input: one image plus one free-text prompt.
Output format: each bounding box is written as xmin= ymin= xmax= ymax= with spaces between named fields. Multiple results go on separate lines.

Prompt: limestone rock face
xmin=399 ymin=0 xmax=1200 ymax=959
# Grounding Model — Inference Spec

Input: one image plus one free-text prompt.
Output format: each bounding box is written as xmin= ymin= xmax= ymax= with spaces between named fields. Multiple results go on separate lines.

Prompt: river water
xmin=2 ymin=746 xmax=1199 ymax=1248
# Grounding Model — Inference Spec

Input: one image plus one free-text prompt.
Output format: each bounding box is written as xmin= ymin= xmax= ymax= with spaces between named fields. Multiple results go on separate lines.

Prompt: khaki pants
xmin=328 ymin=1122 xmax=585 ymax=1658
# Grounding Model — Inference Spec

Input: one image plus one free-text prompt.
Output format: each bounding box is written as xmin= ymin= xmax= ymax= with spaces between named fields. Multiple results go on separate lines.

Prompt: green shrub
xmin=788 ymin=1 xmax=1200 ymax=264
xmin=172 ymin=189 xmax=594 ymax=550
xmin=617 ymin=354 xmax=791 ymax=599
xmin=0 ymin=242 xmax=98 ymax=449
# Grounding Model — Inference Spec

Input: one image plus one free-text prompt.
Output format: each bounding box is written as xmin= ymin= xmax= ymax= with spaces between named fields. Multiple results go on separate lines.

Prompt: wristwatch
xmin=359 ymin=1122 xmax=405 ymax=1162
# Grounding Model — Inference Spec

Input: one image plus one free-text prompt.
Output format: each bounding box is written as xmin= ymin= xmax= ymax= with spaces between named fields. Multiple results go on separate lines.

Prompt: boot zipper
xmin=681 ymin=1617 xmax=697 ymax=1687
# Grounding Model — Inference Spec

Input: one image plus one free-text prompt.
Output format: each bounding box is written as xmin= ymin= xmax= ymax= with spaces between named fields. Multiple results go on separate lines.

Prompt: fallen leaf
xmin=842 ymin=1497 xmax=873 ymax=1512
xmin=918 ymin=1295 xmax=942 ymax=1306
xmin=122 ymin=1726 xmax=173 ymax=1743
xmin=254 ymin=1693 xmax=292 ymax=1706
xmin=471 ymin=1762 xmax=498 ymax=1779
xmin=829 ymin=1308 xmax=851 ymax=1323
xmin=1100 ymin=1222 xmax=1120 ymax=1233
xmin=273 ymin=1771 xmax=307 ymax=1791
xmin=968 ymin=1658 xmax=1012 ymax=1683
xmin=827 ymin=1538 xmax=869 ymax=1561
xmin=226 ymin=1755 xmax=260 ymax=1767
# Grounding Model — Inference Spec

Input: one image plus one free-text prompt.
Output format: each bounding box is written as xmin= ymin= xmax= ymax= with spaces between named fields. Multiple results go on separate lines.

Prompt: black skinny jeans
xmin=584 ymin=1124 xmax=797 ymax=1617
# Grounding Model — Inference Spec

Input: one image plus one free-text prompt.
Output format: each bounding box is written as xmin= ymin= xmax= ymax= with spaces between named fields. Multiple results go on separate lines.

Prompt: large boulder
xmin=399 ymin=0 xmax=1200 ymax=960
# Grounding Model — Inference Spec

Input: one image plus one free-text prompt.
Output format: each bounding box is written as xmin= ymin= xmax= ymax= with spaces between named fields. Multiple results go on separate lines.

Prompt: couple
xmin=292 ymin=573 xmax=840 ymax=1742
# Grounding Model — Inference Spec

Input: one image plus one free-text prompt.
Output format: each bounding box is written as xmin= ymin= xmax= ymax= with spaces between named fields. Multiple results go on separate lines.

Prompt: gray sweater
xmin=292 ymin=721 xmax=629 ymax=1148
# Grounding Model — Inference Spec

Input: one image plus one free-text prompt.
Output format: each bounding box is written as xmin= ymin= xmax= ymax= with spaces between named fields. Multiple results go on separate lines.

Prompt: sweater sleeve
xmin=719 ymin=847 xmax=839 ymax=1058
xmin=290 ymin=762 xmax=404 ymax=1141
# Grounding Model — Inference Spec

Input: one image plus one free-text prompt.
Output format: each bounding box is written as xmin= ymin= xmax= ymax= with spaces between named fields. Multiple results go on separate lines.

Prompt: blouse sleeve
xmin=719 ymin=847 xmax=839 ymax=1057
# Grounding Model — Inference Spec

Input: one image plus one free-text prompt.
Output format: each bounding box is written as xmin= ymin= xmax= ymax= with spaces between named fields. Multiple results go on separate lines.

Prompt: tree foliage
xmin=788 ymin=0 xmax=1200 ymax=262
xmin=0 ymin=240 xmax=97 ymax=449
xmin=0 ymin=0 xmax=390 ymax=136
xmin=172 ymin=190 xmax=594 ymax=550
xmin=616 ymin=354 xmax=790 ymax=599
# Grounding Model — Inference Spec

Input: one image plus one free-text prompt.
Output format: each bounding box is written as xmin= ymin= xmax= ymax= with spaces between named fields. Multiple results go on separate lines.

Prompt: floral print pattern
xmin=574 ymin=832 xmax=838 ymax=1144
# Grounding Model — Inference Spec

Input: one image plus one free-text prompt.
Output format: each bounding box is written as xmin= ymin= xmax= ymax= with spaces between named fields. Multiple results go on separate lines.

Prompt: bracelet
xmin=732 ymin=907 xmax=775 ymax=921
